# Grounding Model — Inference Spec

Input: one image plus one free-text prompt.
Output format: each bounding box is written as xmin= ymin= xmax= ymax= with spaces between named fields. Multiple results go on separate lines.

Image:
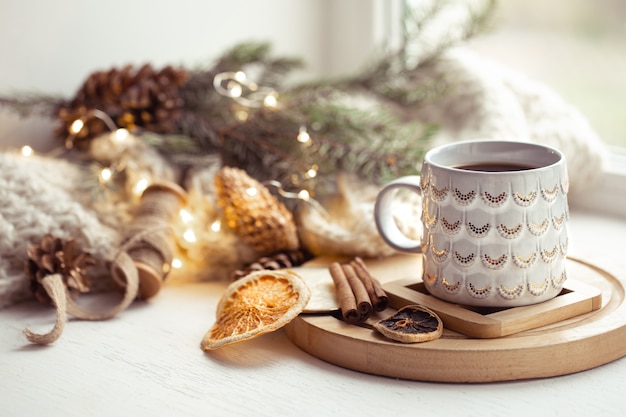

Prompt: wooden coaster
xmin=384 ymin=276 xmax=602 ymax=338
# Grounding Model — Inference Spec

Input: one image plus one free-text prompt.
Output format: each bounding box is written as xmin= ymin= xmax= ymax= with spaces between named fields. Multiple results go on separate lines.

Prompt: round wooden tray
xmin=284 ymin=257 xmax=626 ymax=382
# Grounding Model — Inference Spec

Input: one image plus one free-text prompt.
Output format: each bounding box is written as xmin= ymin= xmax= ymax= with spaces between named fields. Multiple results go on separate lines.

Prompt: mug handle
xmin=374 ymin=175 xmax=423 ymax=253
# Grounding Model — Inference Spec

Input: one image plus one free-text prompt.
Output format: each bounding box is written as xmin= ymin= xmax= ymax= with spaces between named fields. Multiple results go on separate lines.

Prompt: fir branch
xmin=399 ymin=0 xmax=444 ymax=62
xmin=215 ymin=90 xmax=437 ymax=193
xmin=175 ymin=109 xmax=223 ymax=152
xmin=181 ymin=41 xmax=302 ymax=112
xmin=140 ymin=131 xmax=203 ymax=154
xmin=178 ymin=41 xmax=304 ymax=145
xmin=0 ymin=94 xmax=62 ymax=117
xmin=400 ymin=0 xmax=498 ymax=70
xmin=313 ymin=0 xmax=498 ymax=107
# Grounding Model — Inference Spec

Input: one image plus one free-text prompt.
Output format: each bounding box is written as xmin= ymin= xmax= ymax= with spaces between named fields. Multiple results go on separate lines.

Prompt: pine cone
xmin=25 ymin=234 xmax=96 ymax=304
xmin=215 ymin=166 xmax=300 ymax=256
xmin=231 ymin=249 xmax=312 ymax=280
xmin=56 ymin=64 xmax=189 ymax=148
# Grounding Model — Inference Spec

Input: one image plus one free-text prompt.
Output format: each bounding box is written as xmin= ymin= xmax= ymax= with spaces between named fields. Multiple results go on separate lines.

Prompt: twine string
xmin=111 ymin=223 xmax=174 ymax=288
xmin=22 ymin=249 xmax=142 ymax=344
xmin=23 ymin=182 xmax=186 ymax=345
xmin=23 ymin=274 xmax=67 ymax=345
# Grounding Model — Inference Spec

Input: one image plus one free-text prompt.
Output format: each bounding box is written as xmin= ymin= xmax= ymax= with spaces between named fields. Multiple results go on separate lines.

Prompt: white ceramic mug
xmin=374 ymin=140 xmax=569 ymax=307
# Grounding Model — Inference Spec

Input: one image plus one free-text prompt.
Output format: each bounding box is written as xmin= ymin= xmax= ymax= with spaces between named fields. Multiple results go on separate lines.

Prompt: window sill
xmin=570 ymin=149 xmax=626 ymax=220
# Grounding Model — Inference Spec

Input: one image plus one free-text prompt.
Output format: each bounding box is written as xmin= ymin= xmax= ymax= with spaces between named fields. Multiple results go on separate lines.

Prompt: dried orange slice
xmin=373 ymin=305 xmax=443 ymax=343
xmin=201 ymin=270 xmax=311 ymax=350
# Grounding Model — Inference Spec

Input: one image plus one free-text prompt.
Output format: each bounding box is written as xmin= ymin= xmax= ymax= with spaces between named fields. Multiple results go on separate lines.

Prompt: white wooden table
xmin=2 ymin=209 xmax=626 ymax=417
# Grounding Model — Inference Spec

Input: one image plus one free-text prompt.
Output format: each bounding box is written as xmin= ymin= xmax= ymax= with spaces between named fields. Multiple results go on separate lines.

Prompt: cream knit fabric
xmin=0 ymin=153 xmax=120 ymax=308
xmin=414 ymin=48 xmax=606 ymax=197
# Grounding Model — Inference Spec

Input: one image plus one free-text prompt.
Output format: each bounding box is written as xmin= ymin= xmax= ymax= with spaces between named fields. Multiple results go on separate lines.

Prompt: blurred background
xmin=0 ymin=0 xmax=624 ymax=148
xmin=467 ymin=0 xmax=626 ymax=147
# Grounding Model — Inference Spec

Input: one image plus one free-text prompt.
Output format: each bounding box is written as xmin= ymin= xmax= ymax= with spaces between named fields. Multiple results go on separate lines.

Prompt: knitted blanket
xmin=0 ymin=154 xmax=120 ymax=308
xmin=415 ymin=48 xmax=606 ymax=196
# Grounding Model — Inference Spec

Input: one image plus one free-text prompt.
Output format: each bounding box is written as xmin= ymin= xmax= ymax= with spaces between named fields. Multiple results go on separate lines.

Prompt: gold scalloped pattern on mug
xmin=424 ymin=271 xmax=438 ymax=285
xmin=417 ymin=169 xmax=569 ymax=305
xmin=481 ymin=191 xmax=508 ymax=207
xmin=552 ymin=212 xmax=567 ymax=230
xmin=440 ymin=217 xmax=462 ymax=235
xmin=541 ymin=184 xmax=559 ymax=202
xmin=513 ymin=190 xmax=538 ymax=207
xmin=442 ymin=277 xmax=462 ymax=294
xmin=551 ymin=270 xmax=567 ymax=288
xmin=430 ymin=184 xmax=449 ymax=202
xmin=466 ymin=221 xmax=491 ymax=238
xmin=453 ymin=251 xmax=476 ymax=266
xmin=430 ymin=239 xmax=449 ymax=263
xmin=482 ymin=253 xmax=508 ymax=270
xmin=527 ymin=218 xmax=550 ymax=236
xmin=512 ymin=252 xmax=538 ymax=269
xmin=422 ymin=203 xmax=438 ymax=229
xmin=541 ymin=245 xmax=559 ymax=263
xmin=497 ymin=223 xmax=523 ymax=239
xmin=467 ymin=282 xmax=492 ymax=299
xmin=497 ymin=283 xmax=524 ymax=300
xmin=421 ymin=239 xmax=430 ymax=254
xmin=420 ymin=173 xmax=430 ymax=191
xmin=453 ymin=188 xmax=477 ymax=206
xmin=527 ymin=278 xmax=549 ymax=296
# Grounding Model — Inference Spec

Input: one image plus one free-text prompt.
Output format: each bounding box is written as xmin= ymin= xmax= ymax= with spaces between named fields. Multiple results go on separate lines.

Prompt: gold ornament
xmin=215 ymin=166 xmax=299 ymax=256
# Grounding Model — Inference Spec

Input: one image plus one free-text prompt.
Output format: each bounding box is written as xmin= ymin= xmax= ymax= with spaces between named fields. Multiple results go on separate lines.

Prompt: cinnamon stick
xmin=341 ymin=263 xmax=373 ymax=321
xmin=328 ymin=262 xmax=359 ymax=323
xmin=351 ymin=257 xmax=389 ymax=311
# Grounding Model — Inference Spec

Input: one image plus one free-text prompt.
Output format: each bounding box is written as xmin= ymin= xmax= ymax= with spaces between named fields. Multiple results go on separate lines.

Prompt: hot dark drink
xmin=453 ymin=162 xmax=536 ymax=172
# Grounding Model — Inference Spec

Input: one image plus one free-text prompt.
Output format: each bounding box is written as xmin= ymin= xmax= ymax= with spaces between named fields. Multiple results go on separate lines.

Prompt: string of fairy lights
xmin=16 ymin=70 xmax=323 ymax=272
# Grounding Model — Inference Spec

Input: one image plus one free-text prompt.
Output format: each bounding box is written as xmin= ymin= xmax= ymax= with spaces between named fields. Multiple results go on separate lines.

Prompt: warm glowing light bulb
xmin=21 ymin=146 xmax=33 ymax=157
xmin=234 ymin=110 xmax=249 ymax=122
xmin=171 ymin=258 xmax=183 ymax=269
xmin=100 ymin=168 xmax=112 ymax=182
xmin=134 ymin=178 xmax=149 ymax=195
xmin=235 ymin=71 xmax=247 ymax=83
xmin=210 ymin=220 xmax=221 ymax=232
xmin=306 ymin=166 xmax=318 ymax=178
xmin=183 ymin=229 xmax=197 ymax=243
xmin=246 ymin=187 xmax=258 ymax=197
xmin=297 ymin=127 xmax=310 ymax=144
xmin=264 ymin=94 xmax=278 ymax=108
xmin=114 ymin=128 xmax=129 ymax=142
xmin=179 ymin=209 xmax=193 ymax=224
xmin=298 ymin=189 xmax=310 ymax=201
xmin=228 ymin=81 xmax=243 ymax=98
xmin=69 ymin=119 xmax=84 ymax=134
